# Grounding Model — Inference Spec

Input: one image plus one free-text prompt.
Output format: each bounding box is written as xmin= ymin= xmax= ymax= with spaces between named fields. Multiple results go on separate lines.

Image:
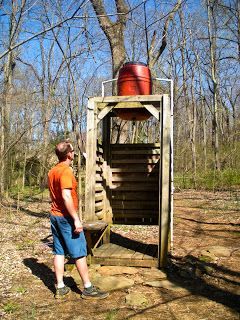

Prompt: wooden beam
xmin=111 ymin=159 xmax=159 ymax=164
xmin=85 ymin=98 xmax=97 ymax=221
xmin=95 ymin=185 xmax=104 ymax=192
xmin=112 ymin=193 xmax=158 ymax=201
xmin=111 ymin=176 xmax=158 ymax=182
xmin=158 ymin=94 xmax=171 ymax=268
xmin=97 ymin=102 xmax=109 ymax=110
xmin=112 ymin=202 xmax=157 ymax=210
xmin=111 ymin=143 xmax=160 ymax=148
xmin=110 ymin=185 xmax=158 ymax=191
xmin=102 ymin=114 xmax=112 ymax=242
xmin=95 ymin=203 xmax=104 ymax=211
xmin=111 ymin=149 xmax=160 ymax=155
xmin=144 ymin=104 xmax=160 ymax=120
xmin=114 ymin=102 xmax=142 ymax=109
xmin=111 ymin=168 xmax=157 ymax=173
xmin=89 ymin=95 xmax=163 ymax=104
xmin=112 ymin=211 xmax=158 ymax=218
xmin=91 ymin=257 xmax=158 ymax=268
xmin=97 ymin=105 xmax=114 ymax=124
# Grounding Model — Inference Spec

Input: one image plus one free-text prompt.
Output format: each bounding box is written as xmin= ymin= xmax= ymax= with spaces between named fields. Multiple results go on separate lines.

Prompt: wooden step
xmin=91 ymin=243 xmax=158 ymax=267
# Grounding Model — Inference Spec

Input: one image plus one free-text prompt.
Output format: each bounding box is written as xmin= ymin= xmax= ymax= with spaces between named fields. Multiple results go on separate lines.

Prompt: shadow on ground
xmin=16 ymin=205 xmax=49 ymax=218
xmin=167 ymin=255 xmax=240 ymax=312
xmin=109 ymin=231 xmax=240 ymax=313
xmin=23 ymin=258 xmax=81 ymax=295
xmin=179 ymin=216 xmax=240 ymax=227
xmin=123 ymin=254 xmax=240 ymax=319
xmin=111 ymin=231 xmax=158 ymax=257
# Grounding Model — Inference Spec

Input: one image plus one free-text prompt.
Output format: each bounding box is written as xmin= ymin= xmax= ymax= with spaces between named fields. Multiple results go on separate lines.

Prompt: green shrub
xmin=3 ymin=302 xmax=19 ymax=313
xmin=175 ymin=169 xmax=240 ymax=190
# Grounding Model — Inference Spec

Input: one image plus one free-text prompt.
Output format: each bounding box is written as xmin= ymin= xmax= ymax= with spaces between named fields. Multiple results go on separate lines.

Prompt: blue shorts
xmin=50 ymin=215 xmax=87 ymax=259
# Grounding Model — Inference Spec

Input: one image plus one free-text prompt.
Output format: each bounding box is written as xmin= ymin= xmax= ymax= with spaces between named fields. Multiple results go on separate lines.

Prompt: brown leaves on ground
xmin=0 ymin=190 xmax=239 ymax=319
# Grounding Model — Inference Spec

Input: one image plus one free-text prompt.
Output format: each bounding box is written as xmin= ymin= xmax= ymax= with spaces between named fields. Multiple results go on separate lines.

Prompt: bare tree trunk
xmin=206 ymin=0 xmax=220 ymax=171
xmin=225 ymin=86 xmax=239 ymax=151
xmin=196 ymin=55 xmax=208 ymax=171
xmin=201 ymin=100 xmax=208 ymax=171
xmin=1 ymin=52 xmax=14 ymax=194
xmin=190 ymin=74 xmax=197 ymax=183
xmin=39 ymin=98 xmax=51 ymax=188
xmin=233 ymin=0 xmax=240 ymax=60
xmin=0 ymin=101 xmax=4 ymax=194
xmin=22 ymin=149 xmax=27 ymax=190
xmin=37 ymin=36 xmax=55 ymax=189
xmin=90 ymin=0 xmax=129 ymax=79
xmin=179 ymin=8 xmax=196 ymax=183
xmin=0 ymin=0 xmax=26 ymax=195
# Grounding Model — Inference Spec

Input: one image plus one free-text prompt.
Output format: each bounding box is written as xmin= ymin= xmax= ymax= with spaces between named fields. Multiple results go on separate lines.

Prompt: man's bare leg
xmin=53 ymin=255 xmax=65 ymax=287
xmin=75 ymin=256 xmax=109 ymax=299
xmin=75 ymin=256 xmax=91 ymax=286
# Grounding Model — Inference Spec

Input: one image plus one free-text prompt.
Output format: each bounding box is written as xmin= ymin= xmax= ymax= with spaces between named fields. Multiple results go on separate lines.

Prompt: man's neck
xmin=59 ymin=159 xmax=71 ymax=166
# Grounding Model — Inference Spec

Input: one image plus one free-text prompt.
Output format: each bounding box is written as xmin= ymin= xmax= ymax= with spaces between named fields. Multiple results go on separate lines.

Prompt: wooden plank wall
xmin=95 ymin=143 xmax=105 ymax=219
xmin=110 ymin=143 xmax=160 ymax=225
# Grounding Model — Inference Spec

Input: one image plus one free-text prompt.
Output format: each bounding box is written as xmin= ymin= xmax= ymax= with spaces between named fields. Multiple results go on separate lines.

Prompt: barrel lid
xmin=123 ymin=61 xmax=147 ymax=67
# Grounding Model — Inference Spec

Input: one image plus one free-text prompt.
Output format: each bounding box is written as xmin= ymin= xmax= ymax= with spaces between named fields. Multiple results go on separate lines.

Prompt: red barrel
xmin=117 ymin=62 xmax=152 ymax=95
xmin=116 ymin=62 xmax=152 ymax=121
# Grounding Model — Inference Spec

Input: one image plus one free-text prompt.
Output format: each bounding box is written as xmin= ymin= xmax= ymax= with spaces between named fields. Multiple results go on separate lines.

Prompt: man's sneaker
xmin=81 ymin=285 xmax=109 ymax=300
xmin=55 ymin=285 xmax=70 ymax=299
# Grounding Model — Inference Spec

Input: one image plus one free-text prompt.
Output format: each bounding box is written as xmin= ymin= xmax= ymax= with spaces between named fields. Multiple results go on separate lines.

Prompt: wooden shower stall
xmin=84 ymin=94 xmax=171 ymax=268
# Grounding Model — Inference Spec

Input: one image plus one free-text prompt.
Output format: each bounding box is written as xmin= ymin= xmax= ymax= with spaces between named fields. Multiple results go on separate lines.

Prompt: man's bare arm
xmin=62 ymin=189 xmax=83 ymax=233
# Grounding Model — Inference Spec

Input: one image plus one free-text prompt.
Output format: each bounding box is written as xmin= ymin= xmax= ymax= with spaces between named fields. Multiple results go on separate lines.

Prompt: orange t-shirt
xmin=48 ymin=162 xmax=78 ymax=217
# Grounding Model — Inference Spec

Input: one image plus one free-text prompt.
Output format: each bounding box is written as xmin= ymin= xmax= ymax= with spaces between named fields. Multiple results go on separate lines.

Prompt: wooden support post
xmin=85 ymin=98 xmax=97 ymax=222
xmin=158 ymin=94 xmax=171 ymax=268
xmin=102 ymin=113 xmax=112 ymax=242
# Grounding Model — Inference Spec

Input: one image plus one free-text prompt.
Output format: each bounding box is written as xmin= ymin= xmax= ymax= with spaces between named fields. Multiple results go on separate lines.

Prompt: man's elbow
xmin=62 ymin=190 xmax=71 ymax=202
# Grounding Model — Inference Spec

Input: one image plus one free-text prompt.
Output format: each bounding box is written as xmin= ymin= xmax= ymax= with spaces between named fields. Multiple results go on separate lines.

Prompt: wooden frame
xmin=84 ymin=95 xmax=171 ymax=268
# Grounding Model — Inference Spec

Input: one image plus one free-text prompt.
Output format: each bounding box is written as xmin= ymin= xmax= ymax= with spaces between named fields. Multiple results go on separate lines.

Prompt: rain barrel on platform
xmin=117 ymin=62 xmax=152 ymax=96
xmin=116 ymin=62 xmax=152 ymax=121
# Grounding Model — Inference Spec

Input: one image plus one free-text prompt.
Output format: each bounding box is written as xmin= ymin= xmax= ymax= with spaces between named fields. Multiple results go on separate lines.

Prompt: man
xmin=48 ymin=140 xmax=108 ymax=299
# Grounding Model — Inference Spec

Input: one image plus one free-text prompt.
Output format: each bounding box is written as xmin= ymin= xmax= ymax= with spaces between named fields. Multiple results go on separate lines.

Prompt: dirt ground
xmin=0 ymin=190 xmax=239 ymax=320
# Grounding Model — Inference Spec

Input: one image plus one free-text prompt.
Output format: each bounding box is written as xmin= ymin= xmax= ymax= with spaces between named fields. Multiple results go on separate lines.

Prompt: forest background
xmin=0 ymin=0 xmax=239 ymax=201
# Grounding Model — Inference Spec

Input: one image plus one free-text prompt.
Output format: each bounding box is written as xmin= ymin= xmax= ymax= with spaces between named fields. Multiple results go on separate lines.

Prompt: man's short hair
xmin=55 ymin=140 xmax=72 ymax=161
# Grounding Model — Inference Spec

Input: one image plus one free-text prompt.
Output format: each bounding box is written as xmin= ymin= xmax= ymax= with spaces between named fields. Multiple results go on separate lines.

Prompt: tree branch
xmin=0 ymin=0 xmax=90 ymax=60
xmin=149 ymin=0 xmax=183 ymax=68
